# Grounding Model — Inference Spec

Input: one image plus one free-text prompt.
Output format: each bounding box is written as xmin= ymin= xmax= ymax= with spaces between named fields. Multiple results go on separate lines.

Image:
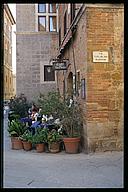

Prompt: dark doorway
xmin=67 ymin=72 xmax=73 ymax=97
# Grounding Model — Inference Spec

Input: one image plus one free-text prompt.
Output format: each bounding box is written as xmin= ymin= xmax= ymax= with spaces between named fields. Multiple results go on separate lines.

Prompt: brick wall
xmin=57 ymin=4 xmax=124 ymax=153
xmin=85 ymin=7 xmax=124 ymax=152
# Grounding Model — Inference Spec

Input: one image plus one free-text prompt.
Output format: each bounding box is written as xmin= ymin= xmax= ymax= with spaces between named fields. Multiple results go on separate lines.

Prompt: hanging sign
xmin=53 ymin=61 xmax=67 ymax=70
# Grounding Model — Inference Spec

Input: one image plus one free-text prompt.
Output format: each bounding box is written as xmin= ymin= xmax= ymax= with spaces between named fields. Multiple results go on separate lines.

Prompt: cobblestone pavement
xmin=3 ymin=113 xmax=124 ymax=188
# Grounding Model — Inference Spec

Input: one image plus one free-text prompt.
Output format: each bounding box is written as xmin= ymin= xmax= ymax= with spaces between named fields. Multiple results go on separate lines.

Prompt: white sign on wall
xmin=93 ymin=51 xmax=109 ymax=62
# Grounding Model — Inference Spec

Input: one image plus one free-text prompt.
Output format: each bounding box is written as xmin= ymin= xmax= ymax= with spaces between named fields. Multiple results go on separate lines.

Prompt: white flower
xmin=69 ymin=99 xmax=73 ymax=108
xmin=42 ymin=117 xmax=46 ymax=122
xmin=54 ymin=118 xmax=60 ymax=125
xmin=42 ymin=114 xmax=48 ymax=122
xmin=48 ymin=115 xmax=54 ymax=120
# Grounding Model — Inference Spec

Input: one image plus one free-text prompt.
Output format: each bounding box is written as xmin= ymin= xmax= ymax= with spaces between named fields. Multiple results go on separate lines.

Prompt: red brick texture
xmin=57 ymin=4 xmax=124 ymax=153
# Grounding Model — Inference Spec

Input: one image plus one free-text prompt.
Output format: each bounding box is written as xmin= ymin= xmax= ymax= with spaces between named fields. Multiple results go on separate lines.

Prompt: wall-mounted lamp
xmin=47 ymin=67 xmax=51 ymax=73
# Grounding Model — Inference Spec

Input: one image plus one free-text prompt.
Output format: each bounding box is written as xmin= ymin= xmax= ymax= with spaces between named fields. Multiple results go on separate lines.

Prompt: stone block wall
xmin=16 ymin=33 xmax=58 ymax=101
xmin=16 ymin=4 xmax=59 ymax=102
xmin=16 ymin=4 xmax=35 ymax=32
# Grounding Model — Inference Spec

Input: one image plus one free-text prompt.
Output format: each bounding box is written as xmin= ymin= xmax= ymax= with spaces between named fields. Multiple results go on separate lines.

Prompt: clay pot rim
xmin=22 ymin=140 xmax=32 ymax=143
xmin=63 ymin=137 xmax=80 ymax=142
xmin=11 ymin=136 xmax=21 ymax=140
xmin=36 ymin=143 xmax=45 ymax=145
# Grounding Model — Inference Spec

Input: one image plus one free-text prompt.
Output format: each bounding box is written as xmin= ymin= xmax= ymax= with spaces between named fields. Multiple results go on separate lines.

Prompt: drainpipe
xmin=63 ymin=74 xmax=66 ymax=102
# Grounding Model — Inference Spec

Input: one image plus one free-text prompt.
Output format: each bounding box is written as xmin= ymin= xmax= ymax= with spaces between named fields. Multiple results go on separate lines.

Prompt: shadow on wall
xmin=80 ymin=123 xmax=88 ymax=154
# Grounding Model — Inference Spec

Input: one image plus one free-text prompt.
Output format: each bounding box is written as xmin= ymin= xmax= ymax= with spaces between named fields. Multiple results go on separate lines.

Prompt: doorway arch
xmin=67 ymin=72 xmax=73 ymax=97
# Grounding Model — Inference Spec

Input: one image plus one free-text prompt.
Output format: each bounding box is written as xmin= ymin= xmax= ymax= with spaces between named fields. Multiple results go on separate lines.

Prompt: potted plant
xmin=37 ymin=91 xmax=65 ymax=119
xmin=7 ymin=118 xmax=27 ymax=150
xmin=20 ymin=130 xmax=33 ymax=151
xmin=47 ymin=129 xmax=63 ymax=153
xmin=38 ymin=91 xmax=83 ymax=153
xmin=61 ymin=100 xmax=83 ymax=154
xmin=32 ymin=128 xmax=48 ymax=153
xmin=8 ymin=94 xmax=31 ymax=118
xmin=8 ymin=113 xmax=20 ymax=125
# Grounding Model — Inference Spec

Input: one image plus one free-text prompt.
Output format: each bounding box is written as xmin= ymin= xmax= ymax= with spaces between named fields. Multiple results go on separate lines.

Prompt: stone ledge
xmin=88 ymin=137 xmax=123 ymax=153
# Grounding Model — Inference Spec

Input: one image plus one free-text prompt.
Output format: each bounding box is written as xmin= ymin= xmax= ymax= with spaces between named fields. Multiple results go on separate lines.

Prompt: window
xmin=38 ymin=4 xmax=46 ymax=13
xmin=9 ymin=47 xmax=11 ymax=54
xmin=49 ymin=16 xmax=57 ymax=32
xmin=71 ymin=4 xmax=75 ymax=24
xmin=6 ymin=76 xmax=7 ymax=83
xmin=38 ymin=16 xmax=46 ymax=31
xmin=64 ymin=10 xmax=67 ymax=36
xmin=9 ymin=26 xmax=12 ymax=41
xmin=49 ymin=4 xmax=56 ymax=13
xmin=9 ymin=31 xmax=11 ymax=41
xmin=76 ymin=71 xmax=80 ymax=91
xmin=68 ymin=4 xmax=71 ymax=14
xmin=37 ymin=4 xmax=57 ymax=32
xmin=59 ymin=28 xmax=61 ymax=46
xmin=4 ymin=17 xmax=7 ymax=31
xmin=44 ymin=66 xmax=55 ymax=81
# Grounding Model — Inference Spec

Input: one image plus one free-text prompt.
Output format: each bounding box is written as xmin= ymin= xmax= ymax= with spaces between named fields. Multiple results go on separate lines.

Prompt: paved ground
xmin=3 ymin=112 xmax=124 ymax=188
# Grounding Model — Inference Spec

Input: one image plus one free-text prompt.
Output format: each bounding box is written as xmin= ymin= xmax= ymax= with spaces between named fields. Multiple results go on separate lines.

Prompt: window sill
xmin=41 ymin=81 xmax=56 ymax=84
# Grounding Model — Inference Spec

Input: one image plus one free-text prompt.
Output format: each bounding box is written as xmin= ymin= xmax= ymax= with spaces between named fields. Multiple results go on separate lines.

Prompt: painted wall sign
xmin=93 ymin=51 xmax=109 ymax=62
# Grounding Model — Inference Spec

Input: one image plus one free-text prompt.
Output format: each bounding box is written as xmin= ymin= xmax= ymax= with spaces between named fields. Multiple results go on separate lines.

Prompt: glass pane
xmin=38 ymin=17 xmax=46 ymax=31
xmin=49 ymin=16 xmax=56 ymax=32
xmin=64 ymin=11 xmax=67 ymax=35
xmin=49 ymin=4 xmax=56 ymax=13
xmin=38 ymin=4 xmax=46 ymax=13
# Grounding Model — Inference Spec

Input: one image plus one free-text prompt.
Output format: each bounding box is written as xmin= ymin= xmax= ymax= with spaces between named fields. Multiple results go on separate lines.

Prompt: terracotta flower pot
xmin=22 ymin=141 xmax=32 ymax=151
xmin=49 ymin=142 xmax=60 ymax=153
xmin=36 ymin=143 xmax=45 ymax=153
xmin=63 ymin=137 xmax=80 ymax=154
xmin=11 ymin=137 xmax=23 ymax=150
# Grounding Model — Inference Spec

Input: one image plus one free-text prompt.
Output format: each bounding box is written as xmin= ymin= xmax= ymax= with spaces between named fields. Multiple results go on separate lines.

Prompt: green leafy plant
xmin=8 ymin=113 xmax=20 ymax=121
xmin=8 ymin=113 xmax=20 ymax=127
xmin=32 ymin=128 xmax=48 ymax=144
xmin=38 ymin=91 xmax=83 ymax=138
xmin=9 ymin=94 xmax=31 ymax=118
xmin=47 ymin=129 xmax=62 ymax=144
xmin=60 ymin=101 xmax=83 ymax=138
xmin=20 ymin=130 xmax=33 ymax=142
xmin=37 ymin=91 xmax=65 ymax=119
xmin=7 ymin=119 xmax=27 ymax=137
